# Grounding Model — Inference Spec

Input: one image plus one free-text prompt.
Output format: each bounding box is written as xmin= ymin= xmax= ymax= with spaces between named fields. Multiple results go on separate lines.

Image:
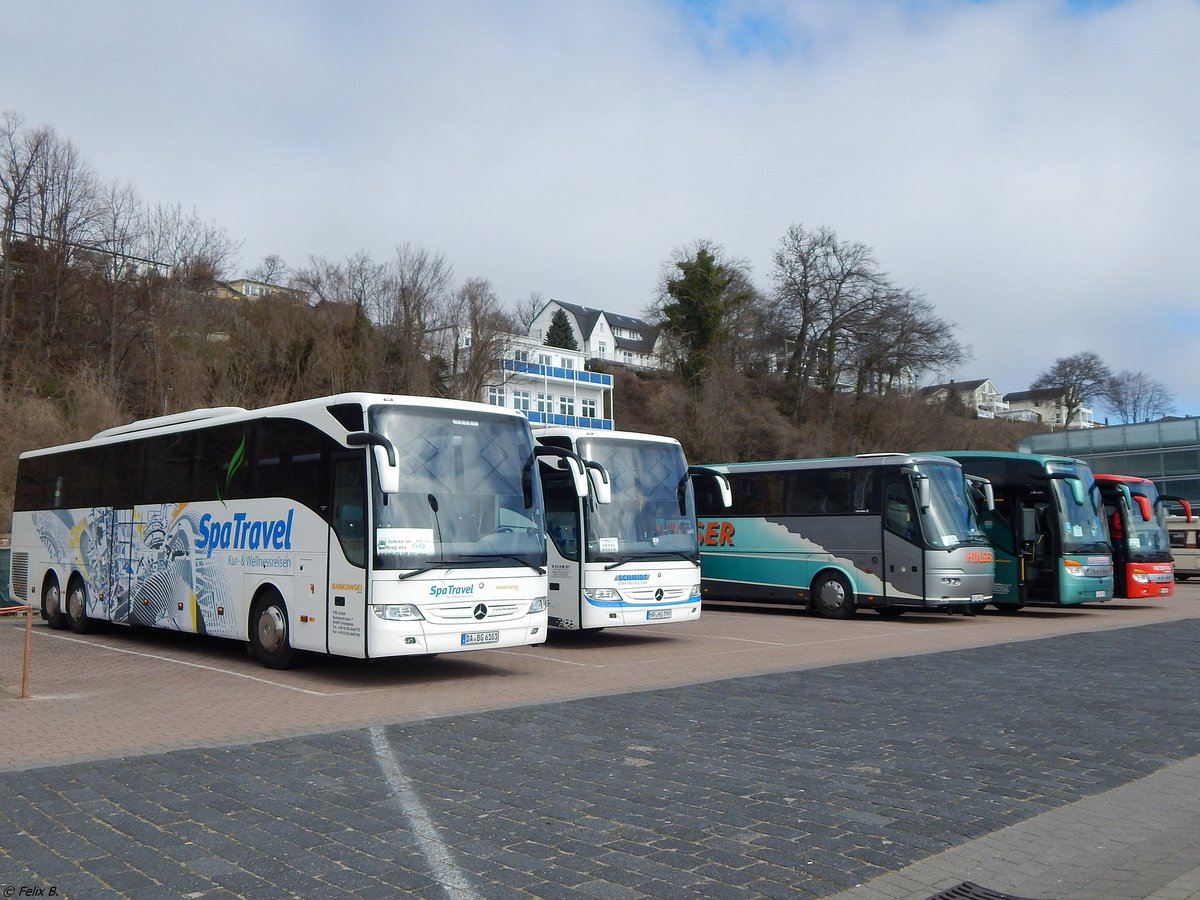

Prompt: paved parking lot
xmin=2 ymin=591 xmax=1200 ymax=898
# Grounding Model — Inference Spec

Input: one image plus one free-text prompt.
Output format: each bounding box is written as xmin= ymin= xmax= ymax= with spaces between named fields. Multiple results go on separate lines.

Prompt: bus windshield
xmin=577 ymin=437 xmax=697 ymax=563
xmin=918 ymin=463 xmax=988 ymax=549
xmin=369 ymin=406 xmax=545 ymax=570
xmin=1125 ymin=484 xmax=1172 ymax=560
xmin=1051 ymin=470 xmax=1109 ymax=554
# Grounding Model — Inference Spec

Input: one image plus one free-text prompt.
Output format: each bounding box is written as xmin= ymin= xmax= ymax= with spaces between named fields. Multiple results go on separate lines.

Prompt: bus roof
xmin=20 ymin=392 xmax=531 ymax=459
xmin=1092 ymin=473 xmax=1154 ymax=484
xmin=533 ymin=425 xmax=682 ymax=447
xmin=699 ymin=453 xmax=960 ymax=474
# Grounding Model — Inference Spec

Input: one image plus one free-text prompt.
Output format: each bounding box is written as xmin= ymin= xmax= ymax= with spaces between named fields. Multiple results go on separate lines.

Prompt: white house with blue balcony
xmin=528 ymin=299 xmax=664 ymax=371
xmin=485 ymin=334 xmax=614 ymax=430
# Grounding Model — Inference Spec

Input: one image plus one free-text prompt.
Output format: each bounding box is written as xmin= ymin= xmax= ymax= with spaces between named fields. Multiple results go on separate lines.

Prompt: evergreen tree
xmin=545 ymin=308 xmax=579 ymax=349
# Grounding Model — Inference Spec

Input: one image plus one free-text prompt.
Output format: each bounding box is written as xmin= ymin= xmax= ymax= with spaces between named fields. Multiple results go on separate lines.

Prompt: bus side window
xmin=332 ymin=455 xmax=367 ymax=568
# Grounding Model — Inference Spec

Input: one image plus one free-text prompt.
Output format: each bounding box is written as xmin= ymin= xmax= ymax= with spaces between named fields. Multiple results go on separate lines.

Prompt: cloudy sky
xmin=6 ymin=0 xmax=1199 ymax=420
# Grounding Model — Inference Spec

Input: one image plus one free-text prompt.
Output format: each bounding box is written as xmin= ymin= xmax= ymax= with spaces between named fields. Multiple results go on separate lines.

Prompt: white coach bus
xmin=533 ymin=426 xmax=730 ymax=631
xmin=10 ymin=393 xmax=583 ymax=667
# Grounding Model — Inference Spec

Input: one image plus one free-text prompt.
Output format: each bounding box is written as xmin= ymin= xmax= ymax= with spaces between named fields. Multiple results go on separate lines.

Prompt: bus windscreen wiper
xmin=452 ymin=553 xmax=546 ymax=575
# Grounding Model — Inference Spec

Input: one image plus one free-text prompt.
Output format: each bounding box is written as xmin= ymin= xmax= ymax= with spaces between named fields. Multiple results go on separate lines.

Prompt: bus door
xmin=979 ymin=497 xmax=1022 ymax=605
xmin=882 ymin=477 xmax=924 ymax=601
xmin=1022 ymin=496 xmax=1059 ymax=601
xmin=327 ymin=452 xmax=368 ymax=657
xmin=540 ymin=464 xmax=583 ymax=628
xmin=106 ymin=506 xmax=139 ymax=626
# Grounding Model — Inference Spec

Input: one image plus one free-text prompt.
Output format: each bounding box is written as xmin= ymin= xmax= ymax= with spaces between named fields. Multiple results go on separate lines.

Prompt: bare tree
xmin=770 ymin=224 xmax=883 ymax=419
xmin=384 ymin=243 xmax=453 ymax=395
xmin=440 ymin=277 xmax=516 ymax=401
xmin=512 ymin=291 xmax=544 ymax=333
xmin=1030 ymin=351 xmax=1112 ymax=428
xmin=250 ymin=254 xmax=289 ymax=284
xmin=1103 ymin=370 xmax=1174 ymax=424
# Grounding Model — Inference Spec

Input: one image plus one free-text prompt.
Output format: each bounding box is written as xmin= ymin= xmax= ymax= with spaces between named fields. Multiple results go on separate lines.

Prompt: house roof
xmin=920 ymin=378 xmax=990 ymax=395
xmin=1004 ymin=387 xmax=1066 ymax=403
xmin=551 ymin=299 xmax=661 ymax=355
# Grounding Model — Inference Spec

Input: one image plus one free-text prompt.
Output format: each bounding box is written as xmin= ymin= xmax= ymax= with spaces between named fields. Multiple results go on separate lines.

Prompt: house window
xmin=538 ymin=353 xmax=552 ymax=367
xmin=562 ymin=358 xmax=574 ymax=370
xmin=486 ymin=386 xmax=504 ymax=407
xmin=559 ymin=396 xmax=575 ymax=416
xmin=623 ymin=350 xmax=633 ymax=365
xmin=514 ymin=349 xmax=529 ymax=363
xmin=598 ymin=342 xmax=607 ymax=357
xmin=581 ymin=398 xmax=597 ymax=418
xmin=513 ymin=390 xmax=531 ymax=411
xmin=537 ymin=393 xmax=552 ymax=413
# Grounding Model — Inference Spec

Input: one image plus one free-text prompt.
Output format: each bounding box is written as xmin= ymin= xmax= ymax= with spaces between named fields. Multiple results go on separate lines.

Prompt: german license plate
xmin=970 ymin=594 xmax=985 ymax=602
xmin=1096 ymin=591 xmax=1107 ymax=598
xmin=461 ymin=630 xmax=500 ymax=646
xmin=646 ymin=609 xmax=672 ymax=620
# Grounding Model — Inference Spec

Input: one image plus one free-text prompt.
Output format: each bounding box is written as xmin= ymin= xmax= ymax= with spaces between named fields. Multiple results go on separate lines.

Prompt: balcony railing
xmin=503 ymin=359 xmax=613 ymax=386
xmin=521 ymin=410 xmax=613 ymax=430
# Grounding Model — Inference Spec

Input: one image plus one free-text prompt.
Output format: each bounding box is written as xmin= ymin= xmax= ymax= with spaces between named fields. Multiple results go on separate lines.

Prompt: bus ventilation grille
xmin=925 ymin=882 xmax=1048 ymax=900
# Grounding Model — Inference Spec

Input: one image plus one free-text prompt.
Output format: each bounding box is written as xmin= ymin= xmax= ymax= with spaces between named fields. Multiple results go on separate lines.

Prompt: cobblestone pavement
xmin=2 ymin=617 xmax=1200 ymax=899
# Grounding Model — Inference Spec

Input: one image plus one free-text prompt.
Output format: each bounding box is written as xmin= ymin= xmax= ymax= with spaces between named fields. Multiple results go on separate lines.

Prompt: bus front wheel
xmin=811 ymin=572 xmax=856 ymax=619
xmin=250 ymin=590 xmax=300 ymax=669
xmin=64 ymin=580 xmax=99 ymax=634
xmin=42 ymin=582 xmax=66 ymax=629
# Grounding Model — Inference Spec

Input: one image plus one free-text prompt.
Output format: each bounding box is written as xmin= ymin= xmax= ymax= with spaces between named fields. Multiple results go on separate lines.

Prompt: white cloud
xmin=5 ymin=0 xmax=1198 ymax=416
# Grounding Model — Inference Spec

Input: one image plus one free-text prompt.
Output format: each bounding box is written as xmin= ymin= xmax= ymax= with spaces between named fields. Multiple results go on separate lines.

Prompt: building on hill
xmin=528 ymin=299 xmax=663 ymax=371
xmin=920 ymin=379 xmax=1011 ymax=418
xmin=1004 ymin=388 xmax=1094 ymax=429
xmin=484 ymin=334 xmax=614 ymax=430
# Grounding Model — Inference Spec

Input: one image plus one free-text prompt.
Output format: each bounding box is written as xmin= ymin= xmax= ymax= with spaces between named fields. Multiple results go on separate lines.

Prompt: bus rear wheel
xmin=811 ymin=572 xmax=856 ymax=619
xmin=41 ymin=582 xmax=66 ymax=629
xmin=250 ymin=590 xmax=300 ymax=669
xmin=64 ymin=581 xmax=98 ymax=634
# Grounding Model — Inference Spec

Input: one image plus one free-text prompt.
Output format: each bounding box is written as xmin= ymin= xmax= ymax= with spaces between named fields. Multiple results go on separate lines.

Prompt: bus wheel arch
xmin=64 ymin=575 xmax=99 ymax=634
xmin=41 ymin=575 xmax=66 ymax=629
xmin=810 ymin=569 xmax=856 ymax=619
xmin=249 ymin=586 xmax=300 ymax=669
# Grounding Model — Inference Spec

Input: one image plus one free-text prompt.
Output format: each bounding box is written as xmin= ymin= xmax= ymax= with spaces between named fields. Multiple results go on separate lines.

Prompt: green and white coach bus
xmin=694 ymin=453 xmax=995 ymax=618
xmin=534 ymin=426 xmax=730 ymax=631
xmin=11 ymin=393 xmax=579 ymax=667
xmin=932 ymin=451 xmax=1114 ymax=608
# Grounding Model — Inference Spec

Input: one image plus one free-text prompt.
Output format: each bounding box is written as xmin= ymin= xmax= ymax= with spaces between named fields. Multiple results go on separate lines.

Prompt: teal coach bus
xmin=932 ymin=451 xmax=1113 ymax=608
xmin=694 ymin=454 xmax=995 ymax=618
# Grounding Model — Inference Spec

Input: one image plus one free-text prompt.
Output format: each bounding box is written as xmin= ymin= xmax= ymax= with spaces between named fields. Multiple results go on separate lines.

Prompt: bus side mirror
xmin=1133 ymin=494 xmax=1152 ymax=522
xmin=535 ymin=445 xmax=588 ymax=499
xmin=966 ymin=475 xmax=994 ymax=511
xmin=688 ymin=467 xmax=733 ymax=509
xmin=347 ymin=431 xmax=399 ymax=495
xmin=1159 ymin=495 xmax=1192 ymax=522
xmin=586 ymin=461 xmax=612 ymax=505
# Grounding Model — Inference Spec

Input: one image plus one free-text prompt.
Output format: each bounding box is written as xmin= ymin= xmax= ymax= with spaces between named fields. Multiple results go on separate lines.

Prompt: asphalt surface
xmin=2 ymin=613 xmax=1200 ymax=898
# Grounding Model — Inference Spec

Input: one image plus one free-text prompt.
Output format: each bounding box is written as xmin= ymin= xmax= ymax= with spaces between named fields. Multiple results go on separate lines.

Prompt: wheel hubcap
xmin=44 ymin=587 xmax=60 ymax=617
xmin=68 ymin=589 xmax=84 ymax=621
xmin=257 ymin=606 xmax=286 ymax=654
xmin=819 ymin=581 xmax=845 ymax=610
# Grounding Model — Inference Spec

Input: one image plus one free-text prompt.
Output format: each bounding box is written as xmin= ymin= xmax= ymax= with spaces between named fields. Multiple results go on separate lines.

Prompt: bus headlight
xmin=372 ymin=604 xmax=425 ymax=621
xmin=689 ymin=583 xmax=701 ymax=599
xmin=1131 ymin=573 xmax=1150 ymax=584
xmin=528 ymin=596 xmax=548 ymax=613
xmin=585 ymin=588 xmax=621 ymax=601
xmin=1063 ymin=560 xmax=1085 ymax=577
xmin=939 ymin=577 xmax=961 ymax=587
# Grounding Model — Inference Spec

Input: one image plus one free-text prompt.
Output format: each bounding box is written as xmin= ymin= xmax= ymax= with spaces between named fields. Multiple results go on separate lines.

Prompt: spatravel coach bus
xmin=935 ymin=451 xmax=1113 ymax=608
xmin=534 ymin=426 xmax=730 ymax=631
xmin=10 ymin=393 xmax=584 ymax=668
xmin=1093 ymin=473 xmax=1191 ymax=599
xmin=694 ymin=453 xmax=995 ymax=618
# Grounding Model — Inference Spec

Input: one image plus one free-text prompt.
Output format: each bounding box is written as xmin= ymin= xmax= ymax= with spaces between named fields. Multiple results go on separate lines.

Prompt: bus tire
xmin=811 ymin=571 xmax=856 ymax=619
xmin=250 ymin=589 xmax=300 ymax=669
xmin=41 ymin=581 xmax=67 ymax=629
xmin=64 ymin=579 xmax=99 ymax=634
